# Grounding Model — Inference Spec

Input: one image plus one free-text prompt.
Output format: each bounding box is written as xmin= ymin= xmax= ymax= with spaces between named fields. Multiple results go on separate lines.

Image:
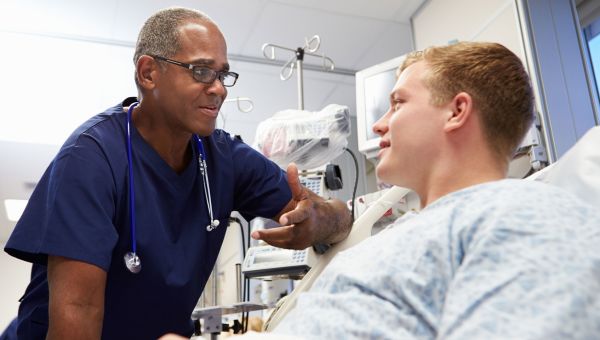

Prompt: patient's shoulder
xmin=474 ymin=179 xmax=592 ymax=210
xmin=432 ymin=179 xmax=583 ymax=211
xmin=428 ymin=179 xmax=599 ymax=237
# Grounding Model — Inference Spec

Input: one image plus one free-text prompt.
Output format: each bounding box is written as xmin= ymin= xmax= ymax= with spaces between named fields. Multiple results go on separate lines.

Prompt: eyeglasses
xmin=152 ymin=55 xmax=239 ymax=87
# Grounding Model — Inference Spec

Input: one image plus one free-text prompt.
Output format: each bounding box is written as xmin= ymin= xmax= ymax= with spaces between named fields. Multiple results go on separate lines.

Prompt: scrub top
xmin=5 ymin=98 xmax=291 ymax=339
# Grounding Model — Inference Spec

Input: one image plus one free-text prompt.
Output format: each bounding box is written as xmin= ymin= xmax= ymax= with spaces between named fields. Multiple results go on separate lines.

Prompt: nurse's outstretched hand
xmin=251 ymin=162 xmax=351 ymax=250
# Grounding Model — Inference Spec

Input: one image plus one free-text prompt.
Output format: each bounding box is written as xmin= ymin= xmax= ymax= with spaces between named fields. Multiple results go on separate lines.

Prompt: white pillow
xmin=530 ymin=126 xmax=600 ymax=207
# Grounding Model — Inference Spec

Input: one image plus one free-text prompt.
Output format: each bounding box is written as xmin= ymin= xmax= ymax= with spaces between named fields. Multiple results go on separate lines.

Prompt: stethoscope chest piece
xmin=124 ymin=251 xmax=142 ymax=274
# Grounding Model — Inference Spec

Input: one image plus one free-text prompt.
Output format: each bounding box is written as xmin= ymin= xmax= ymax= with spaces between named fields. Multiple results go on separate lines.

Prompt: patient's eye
xmin=392 ymin=98 xmax=404 ymax=111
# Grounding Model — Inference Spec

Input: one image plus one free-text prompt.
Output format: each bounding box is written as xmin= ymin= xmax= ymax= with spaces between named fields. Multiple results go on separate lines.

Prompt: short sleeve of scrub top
xmin=217 ymin=132 xmax=292 ymax=220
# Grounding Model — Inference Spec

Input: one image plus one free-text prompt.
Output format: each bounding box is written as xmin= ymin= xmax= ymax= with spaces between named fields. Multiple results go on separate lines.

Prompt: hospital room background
xmin=1 ymin=0 xmax=599 ymax=334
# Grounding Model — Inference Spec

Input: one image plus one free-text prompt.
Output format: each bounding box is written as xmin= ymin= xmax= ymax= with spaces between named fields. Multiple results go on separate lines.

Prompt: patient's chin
xmin=375 ymin=166 xmax=398 ymax=188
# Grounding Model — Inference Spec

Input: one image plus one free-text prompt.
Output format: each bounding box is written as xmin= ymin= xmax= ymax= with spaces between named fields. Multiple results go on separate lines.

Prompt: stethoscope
xmin=123 ymin=102 xmax=219 ymax=274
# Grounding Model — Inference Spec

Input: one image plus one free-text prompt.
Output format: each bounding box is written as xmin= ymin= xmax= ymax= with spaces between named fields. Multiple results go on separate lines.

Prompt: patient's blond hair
xmin=402 ymin=42 xmax=534 ymax=160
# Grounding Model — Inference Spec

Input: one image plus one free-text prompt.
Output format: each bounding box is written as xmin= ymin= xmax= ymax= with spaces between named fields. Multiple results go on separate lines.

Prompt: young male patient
xmin=271 ymin=41 xmax=600 ymax=339
xmin=162 ymin=42 xmax=600 ymax=339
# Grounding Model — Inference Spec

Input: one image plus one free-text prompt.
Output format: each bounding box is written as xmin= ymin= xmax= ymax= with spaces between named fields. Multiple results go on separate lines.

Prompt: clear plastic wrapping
xmin=253 ymin=104 xmax=351 ymax=170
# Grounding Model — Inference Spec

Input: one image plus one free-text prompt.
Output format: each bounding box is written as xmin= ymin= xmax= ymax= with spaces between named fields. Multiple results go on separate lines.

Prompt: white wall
xmin=0 ymin=31 xmax=137 ymax=146
xmin=412 ymin=0 xmax=525 ymax=60
xmin=0 ymin=30 xmax=357 ymax=149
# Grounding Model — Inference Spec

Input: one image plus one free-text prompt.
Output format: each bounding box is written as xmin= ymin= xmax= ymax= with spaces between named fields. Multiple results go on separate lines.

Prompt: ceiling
xmin=1 ymin=0 xmax=423 ymax=70
xmin=0 ymin=0 xmax=426 ymax=243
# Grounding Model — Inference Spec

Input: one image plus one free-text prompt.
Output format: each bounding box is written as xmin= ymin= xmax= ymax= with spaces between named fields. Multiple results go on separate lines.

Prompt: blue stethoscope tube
xmin=123 ymin=102 xmax=218 ymax=274
xmin=194 ymin=134 xmax=220 ymax=232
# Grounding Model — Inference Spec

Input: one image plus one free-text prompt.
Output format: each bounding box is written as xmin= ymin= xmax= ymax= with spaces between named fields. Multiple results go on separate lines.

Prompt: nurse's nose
xmin=205 ymin=77 xmax=227 ymax=97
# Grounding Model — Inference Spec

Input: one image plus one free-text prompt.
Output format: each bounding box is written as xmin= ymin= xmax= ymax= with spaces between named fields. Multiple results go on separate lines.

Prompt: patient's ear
xmin=444 ymin=92 xmax=473 ymax=132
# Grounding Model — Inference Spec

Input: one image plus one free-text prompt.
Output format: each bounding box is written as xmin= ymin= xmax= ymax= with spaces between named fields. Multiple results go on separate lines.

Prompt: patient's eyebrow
xmin=390 ymin=87 xmax=409 ymax=101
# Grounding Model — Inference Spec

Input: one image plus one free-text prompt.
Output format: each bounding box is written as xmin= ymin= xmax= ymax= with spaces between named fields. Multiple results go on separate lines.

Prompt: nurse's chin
xmin=194 ymin=123 xmax=217 ymax=136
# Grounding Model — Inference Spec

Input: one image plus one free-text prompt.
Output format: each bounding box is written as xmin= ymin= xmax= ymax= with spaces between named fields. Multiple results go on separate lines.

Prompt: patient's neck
xmin=417 ymin=150 xmax=507 ymax=208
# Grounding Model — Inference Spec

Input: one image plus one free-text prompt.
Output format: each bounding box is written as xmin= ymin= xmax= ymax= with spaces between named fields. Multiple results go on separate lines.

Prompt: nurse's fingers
xmin=286 ymin=163 xmax=308 ymax=202
xmin=278 ymin=198 xmax=312 ymax=226
xmin=251 ymin=225 xmax=310 ymax=250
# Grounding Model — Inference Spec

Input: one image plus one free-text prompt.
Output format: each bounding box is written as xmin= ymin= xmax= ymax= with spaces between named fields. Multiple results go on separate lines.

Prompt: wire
xmin=233 ymin=217 xmax=246 ymax=259
xmin=344 ymin=148 xmax=359 ymax=223
xmin=244 ymin=218 xmax=252 ymax=333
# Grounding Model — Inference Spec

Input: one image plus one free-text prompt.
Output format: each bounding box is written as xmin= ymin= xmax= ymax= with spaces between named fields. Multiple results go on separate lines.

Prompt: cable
xmin=233 ymin=217 xmax=246 ymax=259
xmin=344 ymin=148 xmax=359 ymax=223
xmin=244 ymin=219 xmax=252 ymax=333
xmin=241 ymin=219 xmax=252 ymax=331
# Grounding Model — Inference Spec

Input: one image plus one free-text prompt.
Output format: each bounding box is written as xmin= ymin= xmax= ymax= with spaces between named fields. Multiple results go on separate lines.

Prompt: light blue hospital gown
xmin=273 ymin=179 xmax=600 ymax=339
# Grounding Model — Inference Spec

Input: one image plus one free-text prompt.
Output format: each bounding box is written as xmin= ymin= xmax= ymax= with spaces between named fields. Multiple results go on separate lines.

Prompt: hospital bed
xmin=264 ymin=125 xmax=600 ymax=331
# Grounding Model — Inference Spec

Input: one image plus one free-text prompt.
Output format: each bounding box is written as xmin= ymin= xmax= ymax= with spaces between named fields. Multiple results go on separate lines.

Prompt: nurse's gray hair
xmin=133 ymin=7 xmax=215 ymax=64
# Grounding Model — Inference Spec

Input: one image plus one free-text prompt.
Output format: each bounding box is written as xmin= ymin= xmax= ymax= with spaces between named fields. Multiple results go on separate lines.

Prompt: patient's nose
xmin=373 ymin=109 xmax=391 ymax=136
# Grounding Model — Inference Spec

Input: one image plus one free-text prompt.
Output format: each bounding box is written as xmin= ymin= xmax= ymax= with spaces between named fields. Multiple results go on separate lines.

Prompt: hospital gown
xmin=274 ymin=179 xmax=600 ymax=339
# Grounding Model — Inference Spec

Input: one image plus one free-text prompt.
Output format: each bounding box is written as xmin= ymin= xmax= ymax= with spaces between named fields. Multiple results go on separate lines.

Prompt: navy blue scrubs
xmin=5 ymin=98 xmax=291 ymax=339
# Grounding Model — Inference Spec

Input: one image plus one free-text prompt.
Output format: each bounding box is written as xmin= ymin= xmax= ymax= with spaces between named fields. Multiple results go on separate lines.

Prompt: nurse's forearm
xmin=47 ymin=302 xmax=103 ymax=340
xmin=47 ymin=256 xmax=106 ymax=340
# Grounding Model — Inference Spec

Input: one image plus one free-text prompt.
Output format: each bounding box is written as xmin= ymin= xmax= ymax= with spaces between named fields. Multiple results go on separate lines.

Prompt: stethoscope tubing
xmin=194 ymin=135 xmax=219 ymax=231
xmin=124 ymin=102 xmax=217 ymax=274
xmin=126 ymin=103 xmax=139 ymax=254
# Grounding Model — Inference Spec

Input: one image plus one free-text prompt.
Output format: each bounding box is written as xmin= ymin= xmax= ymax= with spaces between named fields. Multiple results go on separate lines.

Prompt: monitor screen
xmin=363 ymin=69 xmax=397 ymax=141
xmin=355 ymin=55 xmax=406 ymax=159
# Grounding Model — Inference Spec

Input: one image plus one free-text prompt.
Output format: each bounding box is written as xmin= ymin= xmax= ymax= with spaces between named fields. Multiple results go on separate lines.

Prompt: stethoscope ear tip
xmin=206 ymin=219 xmax=220 ymax=231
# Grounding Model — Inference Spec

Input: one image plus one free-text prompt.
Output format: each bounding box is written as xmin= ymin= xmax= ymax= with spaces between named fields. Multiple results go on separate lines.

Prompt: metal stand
xmin=262 ymin=35 xmax=335 ymax=110
xmin=191 ymin=302 xmax=269 ymax=339
xmin=223 ymin=97 xmax=254 ymax=113
xmin=194 ymin=219 xmax=264 ymax=339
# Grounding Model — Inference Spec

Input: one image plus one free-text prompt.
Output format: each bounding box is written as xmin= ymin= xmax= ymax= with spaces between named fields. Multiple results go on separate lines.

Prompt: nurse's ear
xmin=135 ymin=55 xmax=159 ymax=90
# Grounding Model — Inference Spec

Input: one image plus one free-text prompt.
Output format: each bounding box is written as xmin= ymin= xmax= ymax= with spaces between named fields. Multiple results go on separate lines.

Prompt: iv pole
xmin=262 ymin=35 xmax=335 ymax=110
xmin=219 ymin=97 xmax=254 ymax=130
xmin=224 ymin=97 xmax=254 ymax=113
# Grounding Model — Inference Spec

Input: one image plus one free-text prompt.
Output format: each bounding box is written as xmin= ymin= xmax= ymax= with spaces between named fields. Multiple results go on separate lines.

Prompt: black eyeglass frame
xmin=151 ymin=55 xmax=239 ymax=87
